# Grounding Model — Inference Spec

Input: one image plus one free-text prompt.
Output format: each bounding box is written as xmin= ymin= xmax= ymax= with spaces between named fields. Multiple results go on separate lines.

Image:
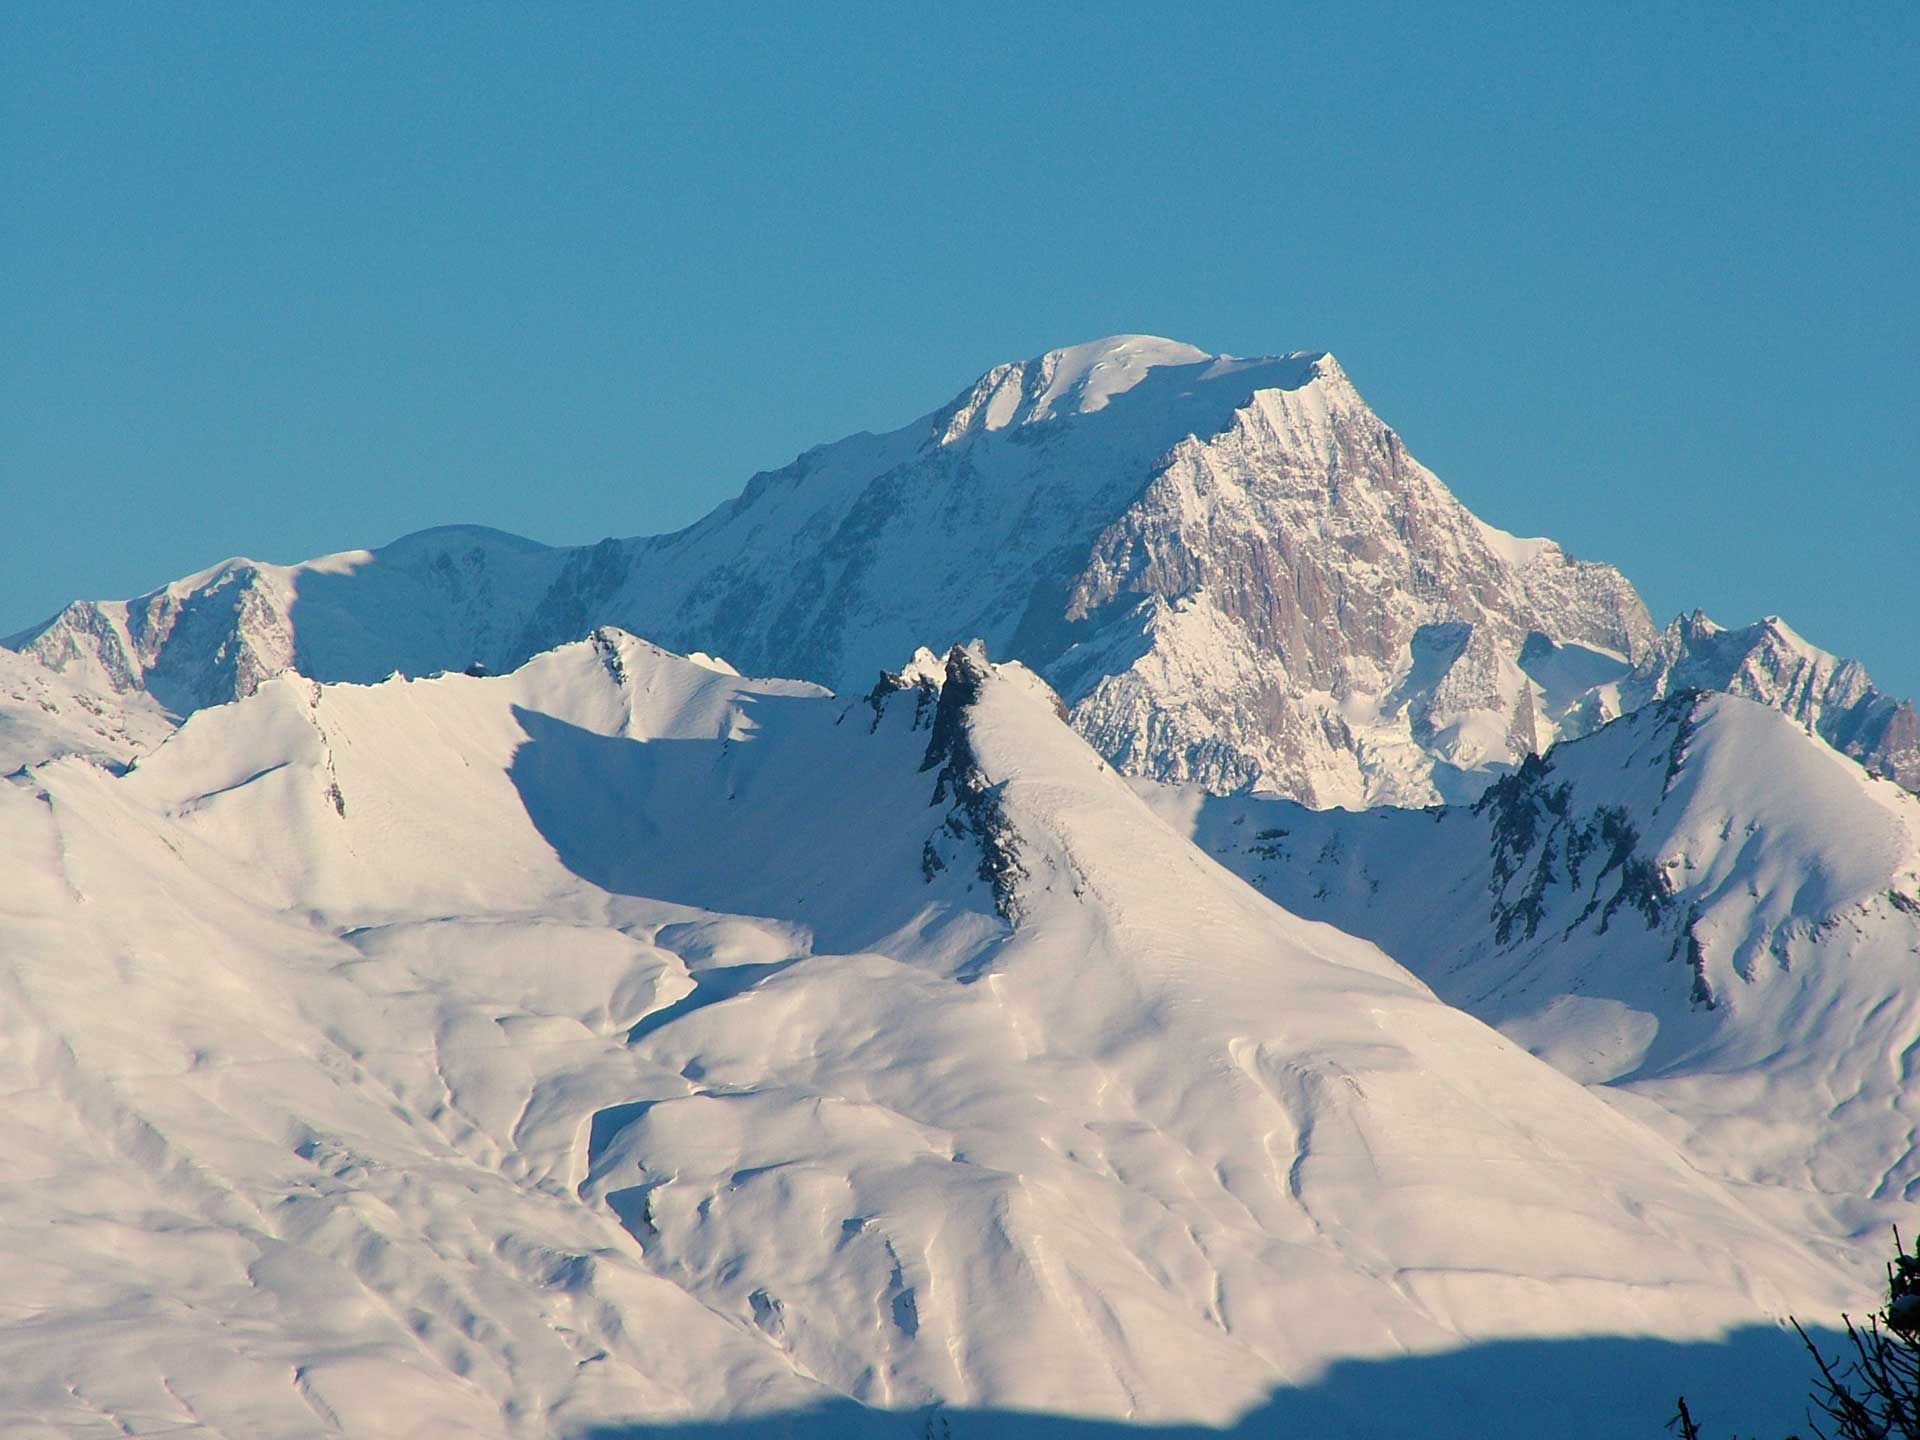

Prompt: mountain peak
xmin=931 ymin=334 xmax=1337 ymax=447
xmin=1030 ymin=334 xmax=1211 ymax=416
xmin=375 ymin=524 xmax=552 ymax=559
xmin=1025 ymin=335 xmax=1349 ymax=421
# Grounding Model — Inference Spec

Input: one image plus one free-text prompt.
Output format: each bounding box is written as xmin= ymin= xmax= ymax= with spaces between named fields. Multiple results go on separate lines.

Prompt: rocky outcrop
xmin=1627 ymin=612 xmax=1919 ymax=791
xmin=916 ymin=644 xmax=1028 ymax=924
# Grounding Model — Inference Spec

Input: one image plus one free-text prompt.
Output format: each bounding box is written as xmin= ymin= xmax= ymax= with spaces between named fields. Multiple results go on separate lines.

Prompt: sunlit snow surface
xmin=0 ymin=634 xmax=1875 ymax=1437
xmin=0 ymin=645 xmax=172 ymax=774
xmin=1156 ymin=691 xmax=1920 ymax=1249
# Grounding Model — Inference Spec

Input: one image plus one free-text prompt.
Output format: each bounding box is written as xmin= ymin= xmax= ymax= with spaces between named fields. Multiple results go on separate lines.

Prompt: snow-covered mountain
xmin=14 ymin=334 xmax=1908 ymax=805
xmin=1628 ymin=611 xmax=1919 ymax=791
xmin=6 ymin=525 xmax=564 ymax=716
xmin=0 ymin=631 xmax=1865 ymax=1437
xmin=1152 ymin=690 xmax=1920 ymax=1249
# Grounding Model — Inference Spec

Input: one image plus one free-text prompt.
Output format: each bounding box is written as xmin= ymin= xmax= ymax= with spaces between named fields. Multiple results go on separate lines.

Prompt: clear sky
xmin=5 ymin=5 xmax=1916 ymax=695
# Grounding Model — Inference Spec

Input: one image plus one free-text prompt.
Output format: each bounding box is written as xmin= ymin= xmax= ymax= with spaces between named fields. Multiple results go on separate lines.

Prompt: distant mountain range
xmin=11 ymin=335 xmax=1913 ymax=803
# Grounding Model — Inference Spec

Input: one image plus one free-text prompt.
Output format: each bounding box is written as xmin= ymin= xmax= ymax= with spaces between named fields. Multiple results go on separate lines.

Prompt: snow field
xmin=0 ymin=634 xmax=1876 ymax=1436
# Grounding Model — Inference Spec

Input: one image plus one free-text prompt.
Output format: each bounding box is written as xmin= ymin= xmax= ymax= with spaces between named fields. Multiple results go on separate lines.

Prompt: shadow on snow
xmin=578 ymin=1324 xmax=1842 ymax=1440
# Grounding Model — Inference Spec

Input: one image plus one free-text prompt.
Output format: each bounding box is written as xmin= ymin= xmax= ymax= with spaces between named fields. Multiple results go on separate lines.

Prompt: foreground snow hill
xmin=13 ymin=334 xmax=1914 ymax=804
xmin=0 ymin=629 xmax=1870 ymax=1437
xmin=1156 ymin=690 xmax=1920 ymax=1251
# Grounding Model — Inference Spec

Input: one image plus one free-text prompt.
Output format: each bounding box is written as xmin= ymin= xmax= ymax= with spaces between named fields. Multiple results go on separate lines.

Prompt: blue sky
xmin=5 ymin=4 xmax=1916 ymax=695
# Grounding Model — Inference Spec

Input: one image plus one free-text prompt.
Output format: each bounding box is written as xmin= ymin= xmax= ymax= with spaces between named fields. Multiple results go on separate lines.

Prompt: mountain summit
xmin=10 ymin=336 xmax=1913 ymax=803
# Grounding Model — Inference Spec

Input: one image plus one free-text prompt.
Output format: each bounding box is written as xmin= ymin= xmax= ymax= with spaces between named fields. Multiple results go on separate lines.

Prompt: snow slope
xmin=22 ymin=335 xmax=1904 ymax=805
xmin=0 ymin=643 xmax=172 ymax=774
xmin=1154 ymin=690 xmax=1920 ymax=1248
xmin=7 ymin=525 xmax=566 ymax=714
xmin=0 ymin=634 xmax=1863 ymax=1437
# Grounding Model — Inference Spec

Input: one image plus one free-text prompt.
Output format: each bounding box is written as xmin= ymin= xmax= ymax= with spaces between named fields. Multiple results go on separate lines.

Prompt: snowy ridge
xmin=20 ymin=335 xmax=1906 ymax=805
xmin=930 ymin=334 xmax=1215 ymax=439
xmin=7 ymin=525 xmax=564 ymax=715
xmin=0 ymin=644 xmax=172 ymax=775
xmin=1623 ymin=611 xmax=1920 ymax=791
xmin=0 ymin=632 xmax=1864 ymax=1437
xmin=1154 ymin=690 xmax=1920 ymax=1247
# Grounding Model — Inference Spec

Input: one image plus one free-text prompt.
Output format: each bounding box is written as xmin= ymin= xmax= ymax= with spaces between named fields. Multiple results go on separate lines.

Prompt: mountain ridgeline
xmin=1151 ymin=687 xmax=1920 ymax=1247
xmin=10 ymin=334 xmax=1914 ymax=806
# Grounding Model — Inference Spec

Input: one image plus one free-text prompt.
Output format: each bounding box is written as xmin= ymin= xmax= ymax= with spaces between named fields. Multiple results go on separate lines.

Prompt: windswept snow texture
xmin=0 ymin=634 xmax=1862 ymax=1438
xmin=13 ymin=335 xmax=1907 ymax=804
xmin=1154 ymin=691 xmax=1920 ymax=1248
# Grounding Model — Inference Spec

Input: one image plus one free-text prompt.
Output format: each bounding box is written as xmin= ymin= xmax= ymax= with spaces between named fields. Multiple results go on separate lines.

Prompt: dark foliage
xmin=1676 ymin=1227 xmax=1920 ymax=1438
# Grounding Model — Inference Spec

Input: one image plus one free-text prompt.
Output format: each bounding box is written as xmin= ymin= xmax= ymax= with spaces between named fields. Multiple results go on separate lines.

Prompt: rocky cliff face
xmin=1027 ymin=359 xmax=1655 ymax=804
xmin=8 ymin=336 xmax=1908 ymax=806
